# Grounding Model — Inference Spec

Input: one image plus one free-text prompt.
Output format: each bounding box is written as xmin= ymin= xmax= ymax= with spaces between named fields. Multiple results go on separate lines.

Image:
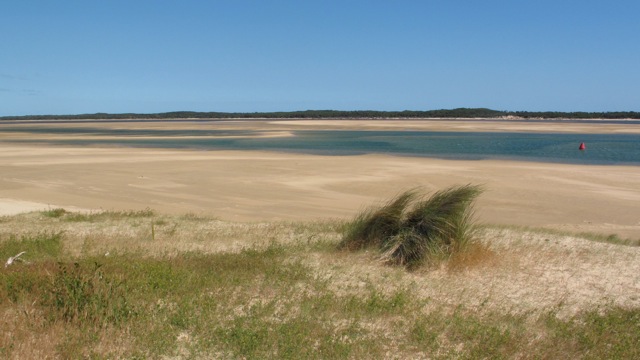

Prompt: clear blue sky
xmin=2 ymin=0 xmax=639 ymax=116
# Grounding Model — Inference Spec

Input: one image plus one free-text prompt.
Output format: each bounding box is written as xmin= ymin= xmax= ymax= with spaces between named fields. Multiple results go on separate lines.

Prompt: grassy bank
xmin=1 ymin=210 xmax=639 ymax=359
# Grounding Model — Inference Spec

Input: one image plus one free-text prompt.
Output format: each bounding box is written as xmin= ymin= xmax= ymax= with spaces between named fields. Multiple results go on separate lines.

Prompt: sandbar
xmin=0 ymin=119 xmax=638 ymax=238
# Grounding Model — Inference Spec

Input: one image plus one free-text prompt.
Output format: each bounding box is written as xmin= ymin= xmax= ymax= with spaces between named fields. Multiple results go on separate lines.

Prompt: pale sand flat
xmin=3 ymin=117 xmax=640 ymax=135
xmin=0 ymin=198 xmax=57 ymax=216
xmin=1 ymin=118 xmax=638 ymax=238
xmin=0 ymin=198 xmax=91 ymax=216
xmin=0 ymin=141 xmax=638 ymax=238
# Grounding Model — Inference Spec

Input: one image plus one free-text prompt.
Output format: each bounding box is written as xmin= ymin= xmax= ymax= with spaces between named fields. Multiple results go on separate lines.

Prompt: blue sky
xmin=2 ymin=0 xmax=639 ymax=116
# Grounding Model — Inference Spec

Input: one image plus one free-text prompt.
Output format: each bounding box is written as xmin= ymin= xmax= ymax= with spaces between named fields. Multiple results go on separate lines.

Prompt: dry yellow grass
xmin=1 ymin=210 xmax=639 ymax=358
xmin=1 ymin=211 xmax=638 ymax=320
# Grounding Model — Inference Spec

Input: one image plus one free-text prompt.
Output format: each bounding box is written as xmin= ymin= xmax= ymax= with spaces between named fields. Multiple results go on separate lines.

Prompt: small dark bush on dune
xmin=339 ymin=185 xmax=483 ymax=269
xmin=42 ymin=208 xmax=67 ymax=218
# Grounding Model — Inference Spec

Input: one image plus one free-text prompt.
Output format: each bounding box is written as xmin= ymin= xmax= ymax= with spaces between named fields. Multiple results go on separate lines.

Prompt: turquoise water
xmin=3 ymin=126 xmax=640 ymax=165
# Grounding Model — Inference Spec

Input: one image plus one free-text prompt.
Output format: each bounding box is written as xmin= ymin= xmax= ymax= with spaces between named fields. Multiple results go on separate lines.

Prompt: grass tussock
xmin=340 ymin=189 xmax=417 ymax=251
xmin=340 ymin=184 xmax=483 ymax=269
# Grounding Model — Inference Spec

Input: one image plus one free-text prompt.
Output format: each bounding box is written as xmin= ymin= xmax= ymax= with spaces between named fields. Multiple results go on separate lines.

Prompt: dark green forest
xmin=2 ymin=108 xmax=640 ymax=120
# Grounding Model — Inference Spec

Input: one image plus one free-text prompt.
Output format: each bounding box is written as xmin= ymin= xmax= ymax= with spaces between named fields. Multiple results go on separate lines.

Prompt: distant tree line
xmin=2 ymin=108 xmax=639 ymax=120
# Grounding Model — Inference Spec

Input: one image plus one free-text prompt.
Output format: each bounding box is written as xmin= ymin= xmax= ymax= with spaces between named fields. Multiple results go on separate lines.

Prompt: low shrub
xmin=42 ymin=208 xmax=67 ymax=218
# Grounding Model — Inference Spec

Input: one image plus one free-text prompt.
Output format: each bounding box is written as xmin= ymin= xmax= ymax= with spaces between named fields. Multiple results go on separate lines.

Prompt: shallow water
xmin=4 ymin=126 xmax=640 ymax=165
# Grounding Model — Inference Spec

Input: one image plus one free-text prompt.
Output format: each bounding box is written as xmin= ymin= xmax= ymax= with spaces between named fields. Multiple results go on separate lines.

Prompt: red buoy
xmin=579 ymin=142 xmax=586 ymax=150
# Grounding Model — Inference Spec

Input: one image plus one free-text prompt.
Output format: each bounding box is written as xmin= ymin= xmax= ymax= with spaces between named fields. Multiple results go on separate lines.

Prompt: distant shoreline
xmin=2 ymin=117 xmax=640 ymax=125
xmin=2 ymin=107 xmax=640 ymax=121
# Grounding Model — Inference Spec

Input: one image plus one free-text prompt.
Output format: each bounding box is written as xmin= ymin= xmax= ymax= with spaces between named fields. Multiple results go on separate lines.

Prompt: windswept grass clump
xmin=339 ymin=185 xmax=483 ymax=268
xmin=339 ymin=189 xmax=418 ymax=251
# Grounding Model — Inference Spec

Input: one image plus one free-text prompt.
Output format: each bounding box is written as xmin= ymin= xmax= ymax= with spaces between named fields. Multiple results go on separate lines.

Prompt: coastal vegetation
xmin=339 ymin=185 xmax=483 ymax=269
xmin=1 ymin=206 xmax=639 ymax=358
xmin=2 ymin=108 xmax=640 ymax=120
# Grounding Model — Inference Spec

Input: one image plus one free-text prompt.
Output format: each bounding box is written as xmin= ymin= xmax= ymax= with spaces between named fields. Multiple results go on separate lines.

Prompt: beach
xmin=1 ymin=119 xmax=639 ymax=238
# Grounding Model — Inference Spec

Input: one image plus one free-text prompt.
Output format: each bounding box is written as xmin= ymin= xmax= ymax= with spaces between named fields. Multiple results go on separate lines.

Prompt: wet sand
xmin=1 ymin=119 xmax=638 ymax=238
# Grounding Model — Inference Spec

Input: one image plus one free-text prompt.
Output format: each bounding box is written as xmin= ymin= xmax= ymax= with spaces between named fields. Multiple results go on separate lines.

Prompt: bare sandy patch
xmin=0 ymin=199 xmax=56 ymax=216
xmin=0 ymin=143 xmax=638 ymax=238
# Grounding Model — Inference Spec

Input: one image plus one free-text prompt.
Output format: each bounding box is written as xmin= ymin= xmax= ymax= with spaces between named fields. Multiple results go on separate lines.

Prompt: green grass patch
xmin=0 ymin=231 xmax=64 ymax=262
xmin=42 ymin=208 xmax=68 ymax=218
xmin=2 ymin=245 xmax=639 ymax=358
xmin=56 ymin=208 xmax=156 ymax=222
xmin=179 ymin=212 xmax=215 ymax=221
xmin=483 ymin=224 xmax=640 ymax=247
xmin=43 ymin=261 xmax=135 ymax=326
xmin=543 ymin=307 xmax=640 ymax=359
xmin=578 ymin=232 xmax=640 ymax=247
